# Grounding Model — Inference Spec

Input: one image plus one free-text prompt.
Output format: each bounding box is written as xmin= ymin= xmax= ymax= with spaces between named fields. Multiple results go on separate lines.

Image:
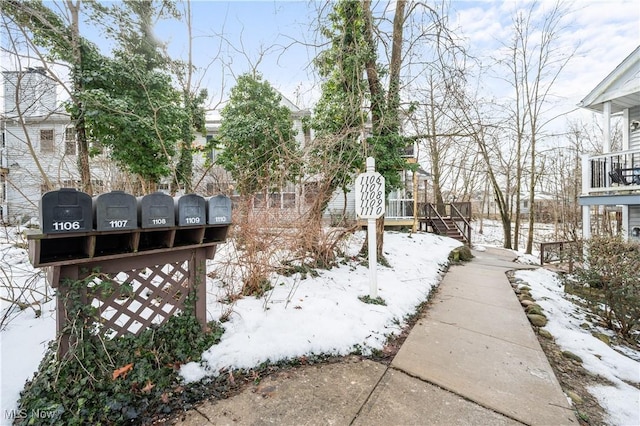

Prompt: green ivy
xmin=358 ymin=295 xmax=387 ymax=306
xmin=215 ymin=73 xmax=301 ymax=196
xmin=17 ymin=272 xmax=223 ymax=424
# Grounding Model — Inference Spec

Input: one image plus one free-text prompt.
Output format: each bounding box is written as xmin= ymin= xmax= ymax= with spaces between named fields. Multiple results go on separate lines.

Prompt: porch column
xmin=603 ymin=101 xmax=611 ymax=153
xmin=621 ymin=205 xmax=629 ymax=241
xmin=622 ymin=108 xmax=630 ymax=151
xmin=582 ymin=205 xmax=591 ymax=240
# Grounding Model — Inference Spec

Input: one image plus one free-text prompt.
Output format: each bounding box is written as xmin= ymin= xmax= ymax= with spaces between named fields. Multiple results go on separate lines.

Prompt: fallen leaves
xmin=112 ymin=363 xmax=134 ymax=380
xmin=141 ymin=380 xmax=155 ymax=394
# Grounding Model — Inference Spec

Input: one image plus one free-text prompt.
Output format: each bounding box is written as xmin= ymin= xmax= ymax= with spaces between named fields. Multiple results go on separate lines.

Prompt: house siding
xmin=3 ymin=70 xmax=64 ymax=221
xmin=579 ymin=46 xmax=640 ymax=242
xmin=3 ymin=118 xmax=81 ymax=221
xmin=3 ymin=70 xmax=57 ymax=118
xmin=324 ymin=188 xmax=356 ymax=223
xmin=1 ymin=69 xmax=119 ymax=223
xmin=292 ymin=120 xmax=305 ymax=147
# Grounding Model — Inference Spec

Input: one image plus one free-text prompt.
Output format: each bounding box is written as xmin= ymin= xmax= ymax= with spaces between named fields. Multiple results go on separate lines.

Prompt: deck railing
xmin=539 ymin=241 xmax=581 ymax=273
xmin=386 ymin=198 xmax=415 ymax=219
xmin=582 ymin=149 xmax=640 ymax=194
xmin=424 ymin=202 xmax=472 ymax=219
xmin=451 ymin=203 xmax=472 ymax=245
xmin=425 ymin=203 xmax=450 ymax=232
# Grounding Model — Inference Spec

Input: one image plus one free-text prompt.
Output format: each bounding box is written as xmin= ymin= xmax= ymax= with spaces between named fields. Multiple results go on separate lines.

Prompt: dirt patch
xmin=535 ymin=330 xmax=611 ymax=425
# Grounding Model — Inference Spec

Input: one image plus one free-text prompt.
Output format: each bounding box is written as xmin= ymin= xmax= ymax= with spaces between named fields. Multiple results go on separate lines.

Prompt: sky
xmin=451 ymin=1 xmax=640 ymax=127
xmin=1 ymin=222 xmax=639 ymax=424
xmin=149 ymin=0 xmax=640 ymax=124
xmin=2 ymin=0 xmax=638 ymax=134
xmin=68 ymin=1 xmax=640 ymax=119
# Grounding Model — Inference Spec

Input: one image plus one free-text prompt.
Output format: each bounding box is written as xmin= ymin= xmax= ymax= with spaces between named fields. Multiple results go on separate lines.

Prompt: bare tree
xmin=2 ymin=0 xmax=100 ymax=194
xmin=449 ymin=80 xmax=520 ymax=248
xmin=501 ymin=1 xmax=574 ymax=253
xmin=361 ymin=0 xmax=461 ymax=256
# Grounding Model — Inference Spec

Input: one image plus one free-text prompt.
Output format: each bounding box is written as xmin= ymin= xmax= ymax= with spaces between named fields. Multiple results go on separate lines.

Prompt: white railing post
xmin=581 ymin=154 xmax=590 ymax=195
xmin=622 ymin=205 xmax=629 ymax=241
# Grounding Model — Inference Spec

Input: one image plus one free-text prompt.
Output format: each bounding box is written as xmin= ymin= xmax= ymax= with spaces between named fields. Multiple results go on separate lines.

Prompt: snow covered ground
xmin=514 ymin=268 xmax=640 ymax=426
xmin=1 ymin=220 xmax=638 ymax=425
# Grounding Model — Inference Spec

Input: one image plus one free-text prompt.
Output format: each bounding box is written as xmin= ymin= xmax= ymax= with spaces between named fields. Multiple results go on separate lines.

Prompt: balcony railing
xmin=386 ymin=198 xmax=415 ymax=219
xmin=582 ymin=149 xmax=640 ymax=194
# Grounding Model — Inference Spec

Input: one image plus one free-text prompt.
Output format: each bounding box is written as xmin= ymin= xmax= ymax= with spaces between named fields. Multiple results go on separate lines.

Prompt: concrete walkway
xmin=175 ymin=248 xmax=577 ymax=425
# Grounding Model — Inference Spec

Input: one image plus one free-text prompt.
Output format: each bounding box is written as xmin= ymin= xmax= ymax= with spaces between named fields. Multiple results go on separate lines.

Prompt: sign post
xmin=355 ymin=157 xmax=385 ymax=299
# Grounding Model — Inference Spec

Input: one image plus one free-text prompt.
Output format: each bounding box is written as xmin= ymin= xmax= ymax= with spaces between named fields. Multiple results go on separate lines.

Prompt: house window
xmin=64 ymin=127 xmax=76 ymax=155
xmin=61 ymin=179 xmax=80 ymax=189
xmin=304 ymin=182 xmax=320 ymax=205
xmin=40 ymin=129 xmax=54 ymax=152
xmin=268 ymin=184 xmax=296 ymax=209
xmin=303 ymin=127 xmax=311 ymax=147
xmin=206 ymin=135 xmax=220 ymax=163
xmin=269 ymin=193 xmax=281 ymax=208
xmin=282 ymin=193 xmax=296 ymax=208
xmin=254 ymin=193 xmax=266 ymax=208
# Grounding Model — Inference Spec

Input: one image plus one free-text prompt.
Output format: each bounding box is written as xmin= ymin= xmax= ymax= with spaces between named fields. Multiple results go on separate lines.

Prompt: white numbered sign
xmin=355 ymin=171 xmax=385 ymax=219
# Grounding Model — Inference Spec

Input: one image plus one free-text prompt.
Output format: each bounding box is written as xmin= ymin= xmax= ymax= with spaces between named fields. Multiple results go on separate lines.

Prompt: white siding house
xmin=197 ymin=94 xmax=313 ymax=221
xmin=1 ymin=67 xmax=423 ymax=227
xmin=2 ymin=69 xmax=75 ymax=223
xmin=578 ymin=46 xmax=640 ymax=243
xmin=1 ymin=68 xmax=114 ymax=224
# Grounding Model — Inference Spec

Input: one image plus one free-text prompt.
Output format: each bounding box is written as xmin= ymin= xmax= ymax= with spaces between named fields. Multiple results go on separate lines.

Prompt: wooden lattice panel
xmin=51 ymin=248 xmax=210 ymax=356
xmin=86 ymin=261 xmax=190 ymax=338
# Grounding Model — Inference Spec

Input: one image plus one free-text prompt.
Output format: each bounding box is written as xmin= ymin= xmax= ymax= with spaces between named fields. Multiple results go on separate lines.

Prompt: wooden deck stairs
xmin=420 ymin=202 xmax=472 ymax=246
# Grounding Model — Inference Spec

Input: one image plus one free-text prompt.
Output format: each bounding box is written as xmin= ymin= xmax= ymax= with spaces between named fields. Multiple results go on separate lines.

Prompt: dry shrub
xmin=209 ymin=197 xmax=305 ymax=299
xmin=0 ymin=226 xmax=51 ymax=330
xmin=207 ymin=191 xmax=357 ymax=315
xmin=569 ymin=235 xmax=640 ymax=341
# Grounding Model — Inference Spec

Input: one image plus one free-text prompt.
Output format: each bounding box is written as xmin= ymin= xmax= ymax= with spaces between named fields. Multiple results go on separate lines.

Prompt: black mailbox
xmin=139 ymin=192 xmax=175 ymax=228
xmin=94 ymin=191 xmax=138 ymax=231
xmin=175 ymin=194 xmax=206 ymax=226
xmin=207 ymin=195 xmax=232 ymax=224
xmin=40 ymin=188 xmax=92 ymax=234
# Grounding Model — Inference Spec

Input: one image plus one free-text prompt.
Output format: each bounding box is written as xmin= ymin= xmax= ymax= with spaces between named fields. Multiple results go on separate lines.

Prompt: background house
xmin=1 ymin=69 xmax=116 ymax=224
xmin=2 ymin=68 xmax=76 ymax=223
xmin=2 ymin=69 xmax=423 ymax=228
xmin=578 ymin=46 xmax=640 ymax=243
xmin=200 ymin=97 xmax=424 ymax=228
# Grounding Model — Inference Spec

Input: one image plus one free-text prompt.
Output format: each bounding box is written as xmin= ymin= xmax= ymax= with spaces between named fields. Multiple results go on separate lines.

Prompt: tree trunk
xmin=67 ymin=0 xmax=93 ymax=195
xmin=526 ymin=135 xmax=536 ymax=253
